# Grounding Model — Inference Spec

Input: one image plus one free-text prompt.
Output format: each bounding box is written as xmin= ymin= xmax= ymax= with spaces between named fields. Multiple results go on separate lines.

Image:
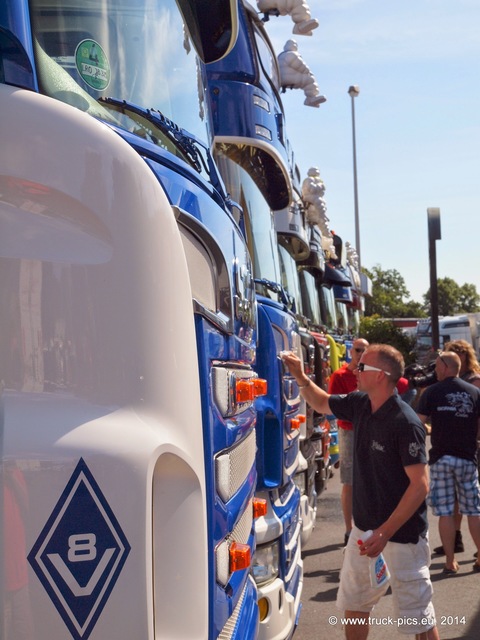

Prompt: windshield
xmin=29 ymin=0 xmax=210 ymax=164
xmin=251 ymin=16 xmax=281 ymax=94
xmin=335 ymin=302 xmax=348 ymax=334
xmin=347 ymin=307 xmax=360 ymax=335
xmin=278 ymin=245 xmax=302 ymax=314
xmin=416 ymin=322 xmax=431 ymax=336
xmin=298 ymin=270 xmax=321 ymax=326
xmin=319 ymin=286 xmax=337 ymax=333
xmin=214 ymin=151 xmax=282 ymax=301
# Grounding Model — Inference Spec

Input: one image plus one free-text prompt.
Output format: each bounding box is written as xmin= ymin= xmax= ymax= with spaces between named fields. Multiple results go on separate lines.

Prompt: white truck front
xmin=0 ymin=83 xmax=208 ymax=640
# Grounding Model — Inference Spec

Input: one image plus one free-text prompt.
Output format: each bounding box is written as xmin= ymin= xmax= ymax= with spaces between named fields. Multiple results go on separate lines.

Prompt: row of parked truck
xmin=1 ymin=1 xmax=369 ymax=639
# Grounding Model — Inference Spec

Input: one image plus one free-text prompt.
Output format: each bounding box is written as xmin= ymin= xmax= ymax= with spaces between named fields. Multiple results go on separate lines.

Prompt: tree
xmin=359 ymin=316 xmax=416 ymax=364
xmin=364 ymin=265 xmax=427 ymax=318
xmin=422 ymin=278 xmax=480 ymax=316
xmin=400 ymin=299 xmax=426 ymax=318
xmin=458 ymin=283 xmax=480 ymax=312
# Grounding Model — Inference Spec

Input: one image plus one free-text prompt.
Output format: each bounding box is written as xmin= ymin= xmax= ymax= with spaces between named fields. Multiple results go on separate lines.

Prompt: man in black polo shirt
xmin=417 ymin=350 xmax=480 ymax=575
xmin=282 ymin=344 xmax=439 ymax=640
xmin=283 ymin=344 xmax=439 ymax=640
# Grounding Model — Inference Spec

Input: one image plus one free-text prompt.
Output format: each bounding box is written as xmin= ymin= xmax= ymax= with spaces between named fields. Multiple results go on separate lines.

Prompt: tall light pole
xmin=427 ymin=208 xmax=441 ymax=351
xmin=348 ymin=85 xmax=361 ymax=273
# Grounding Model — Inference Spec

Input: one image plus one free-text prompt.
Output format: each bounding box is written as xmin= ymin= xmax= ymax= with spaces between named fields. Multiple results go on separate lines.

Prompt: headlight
xmin=293 ymin=471 xmax=306 ymax=496
xmin=252 ymin=541 xmax=279 ymax=585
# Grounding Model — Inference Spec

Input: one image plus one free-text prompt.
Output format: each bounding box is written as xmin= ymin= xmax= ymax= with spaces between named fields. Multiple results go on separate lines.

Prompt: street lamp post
xmin=348 ymin=85 xmax=361 ymax=273
xmin=427 ymin=208 xmax=442 ymax=351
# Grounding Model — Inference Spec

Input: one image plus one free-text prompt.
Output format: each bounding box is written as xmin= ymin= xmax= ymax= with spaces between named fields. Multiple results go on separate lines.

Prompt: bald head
xmin=435 ymin=351 xmax=461 ymax=380
xmin=349 ymin=338 xmax=369 ymax=369
xmin=353 ymin=338 xmax=369 ymax=351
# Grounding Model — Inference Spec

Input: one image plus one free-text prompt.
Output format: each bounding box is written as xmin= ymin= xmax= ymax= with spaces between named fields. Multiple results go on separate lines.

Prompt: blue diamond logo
xmin=28 ymin=458 xmax=131 ymax=640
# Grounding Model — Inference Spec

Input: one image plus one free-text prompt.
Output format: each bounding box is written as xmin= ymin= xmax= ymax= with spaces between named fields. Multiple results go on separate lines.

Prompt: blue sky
xmin=263 ymin=0 xmax=480 ymax=304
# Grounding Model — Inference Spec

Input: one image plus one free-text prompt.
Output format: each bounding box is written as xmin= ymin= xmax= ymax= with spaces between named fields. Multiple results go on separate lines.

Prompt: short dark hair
xmin=365 ymin=344 xmax=404 ymax=383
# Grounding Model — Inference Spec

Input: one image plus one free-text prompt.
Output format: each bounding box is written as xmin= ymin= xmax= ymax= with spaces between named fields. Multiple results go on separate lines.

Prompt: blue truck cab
xmin=1 ymin=1 xmax=264 ymax=639
xmin=203 ymin=1 xmax=305 ymax=637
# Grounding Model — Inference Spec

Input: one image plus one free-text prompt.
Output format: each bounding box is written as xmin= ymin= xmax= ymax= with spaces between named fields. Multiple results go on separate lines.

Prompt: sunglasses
xmin=437 ymin=353 xmax=449 ymax=367
xmin=354 ymin=348 xmax=365 ymax=353
xmin=357 ymin=362 xmax=391 ymax=376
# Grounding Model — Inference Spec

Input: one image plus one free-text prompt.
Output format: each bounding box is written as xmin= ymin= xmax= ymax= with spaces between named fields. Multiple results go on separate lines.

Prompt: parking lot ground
xmin=296 ymin=469 xmax=480 ymax=639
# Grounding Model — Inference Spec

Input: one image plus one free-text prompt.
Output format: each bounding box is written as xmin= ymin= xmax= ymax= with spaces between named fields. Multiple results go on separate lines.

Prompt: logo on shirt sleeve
xmin=408 ymin=442 xmax=422 ymax=458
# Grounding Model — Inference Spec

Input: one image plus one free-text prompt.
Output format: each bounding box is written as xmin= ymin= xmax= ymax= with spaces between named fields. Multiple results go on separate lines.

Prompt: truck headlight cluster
xmin=293 ymin=470 xmax=306 ymax=496
xmin=251 ymin=540 xmax=279 ymax=586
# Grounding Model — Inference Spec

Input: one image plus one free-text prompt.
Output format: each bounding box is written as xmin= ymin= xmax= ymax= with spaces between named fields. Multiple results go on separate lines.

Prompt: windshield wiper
xmin=98 ymin=97 xmax=225 ymax=195
xmin=254 ymin=278 xmax=295 ymax=310
xmin=99 ymin=97 xmax=202 ymax=168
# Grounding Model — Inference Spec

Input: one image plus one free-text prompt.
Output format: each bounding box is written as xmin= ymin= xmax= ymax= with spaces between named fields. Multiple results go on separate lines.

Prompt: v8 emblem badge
xmin=28 ymin=459 xmax=131 ymax=640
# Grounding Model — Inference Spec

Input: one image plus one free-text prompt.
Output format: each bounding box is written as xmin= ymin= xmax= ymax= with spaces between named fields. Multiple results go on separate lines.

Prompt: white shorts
xmin=336 ymin=525 xmax=436 ymax=635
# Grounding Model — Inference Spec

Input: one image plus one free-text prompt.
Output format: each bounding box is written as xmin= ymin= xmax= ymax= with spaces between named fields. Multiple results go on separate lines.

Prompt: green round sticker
xmin=75 ymin=39 xmax=111 ymax=91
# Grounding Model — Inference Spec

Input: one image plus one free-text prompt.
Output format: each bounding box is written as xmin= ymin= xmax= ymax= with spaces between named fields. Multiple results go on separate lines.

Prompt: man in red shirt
xmin=328 ymin=338 xmax=369 ymax=545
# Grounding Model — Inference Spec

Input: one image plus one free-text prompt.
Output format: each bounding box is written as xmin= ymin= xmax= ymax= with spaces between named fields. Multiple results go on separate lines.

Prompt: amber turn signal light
xmin=252 ymin=497 xmax=267 ymax=519
xmin=252 ymin=378 xmax=267 ymax=397
xmin=229 ymin=542 xmax=251 ymax=572
xmin=236 ymin=379 xmax=254 ymax=403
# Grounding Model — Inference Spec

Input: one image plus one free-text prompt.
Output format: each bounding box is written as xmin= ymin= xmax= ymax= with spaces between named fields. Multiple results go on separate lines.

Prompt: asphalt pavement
xmin=295 ymin=468 xmax=480 ymax=639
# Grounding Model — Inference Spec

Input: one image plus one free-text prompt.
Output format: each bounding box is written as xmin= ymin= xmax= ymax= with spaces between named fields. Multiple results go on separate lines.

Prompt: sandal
xmin=442 ymin=565 xmax=459 ymax=575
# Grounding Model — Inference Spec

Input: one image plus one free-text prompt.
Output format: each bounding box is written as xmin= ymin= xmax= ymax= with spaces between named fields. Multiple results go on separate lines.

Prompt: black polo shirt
xmin=417 ymin=376 xmax=480 ymax=465
xmin=329 ymin=391 xmax=428 ymax=543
